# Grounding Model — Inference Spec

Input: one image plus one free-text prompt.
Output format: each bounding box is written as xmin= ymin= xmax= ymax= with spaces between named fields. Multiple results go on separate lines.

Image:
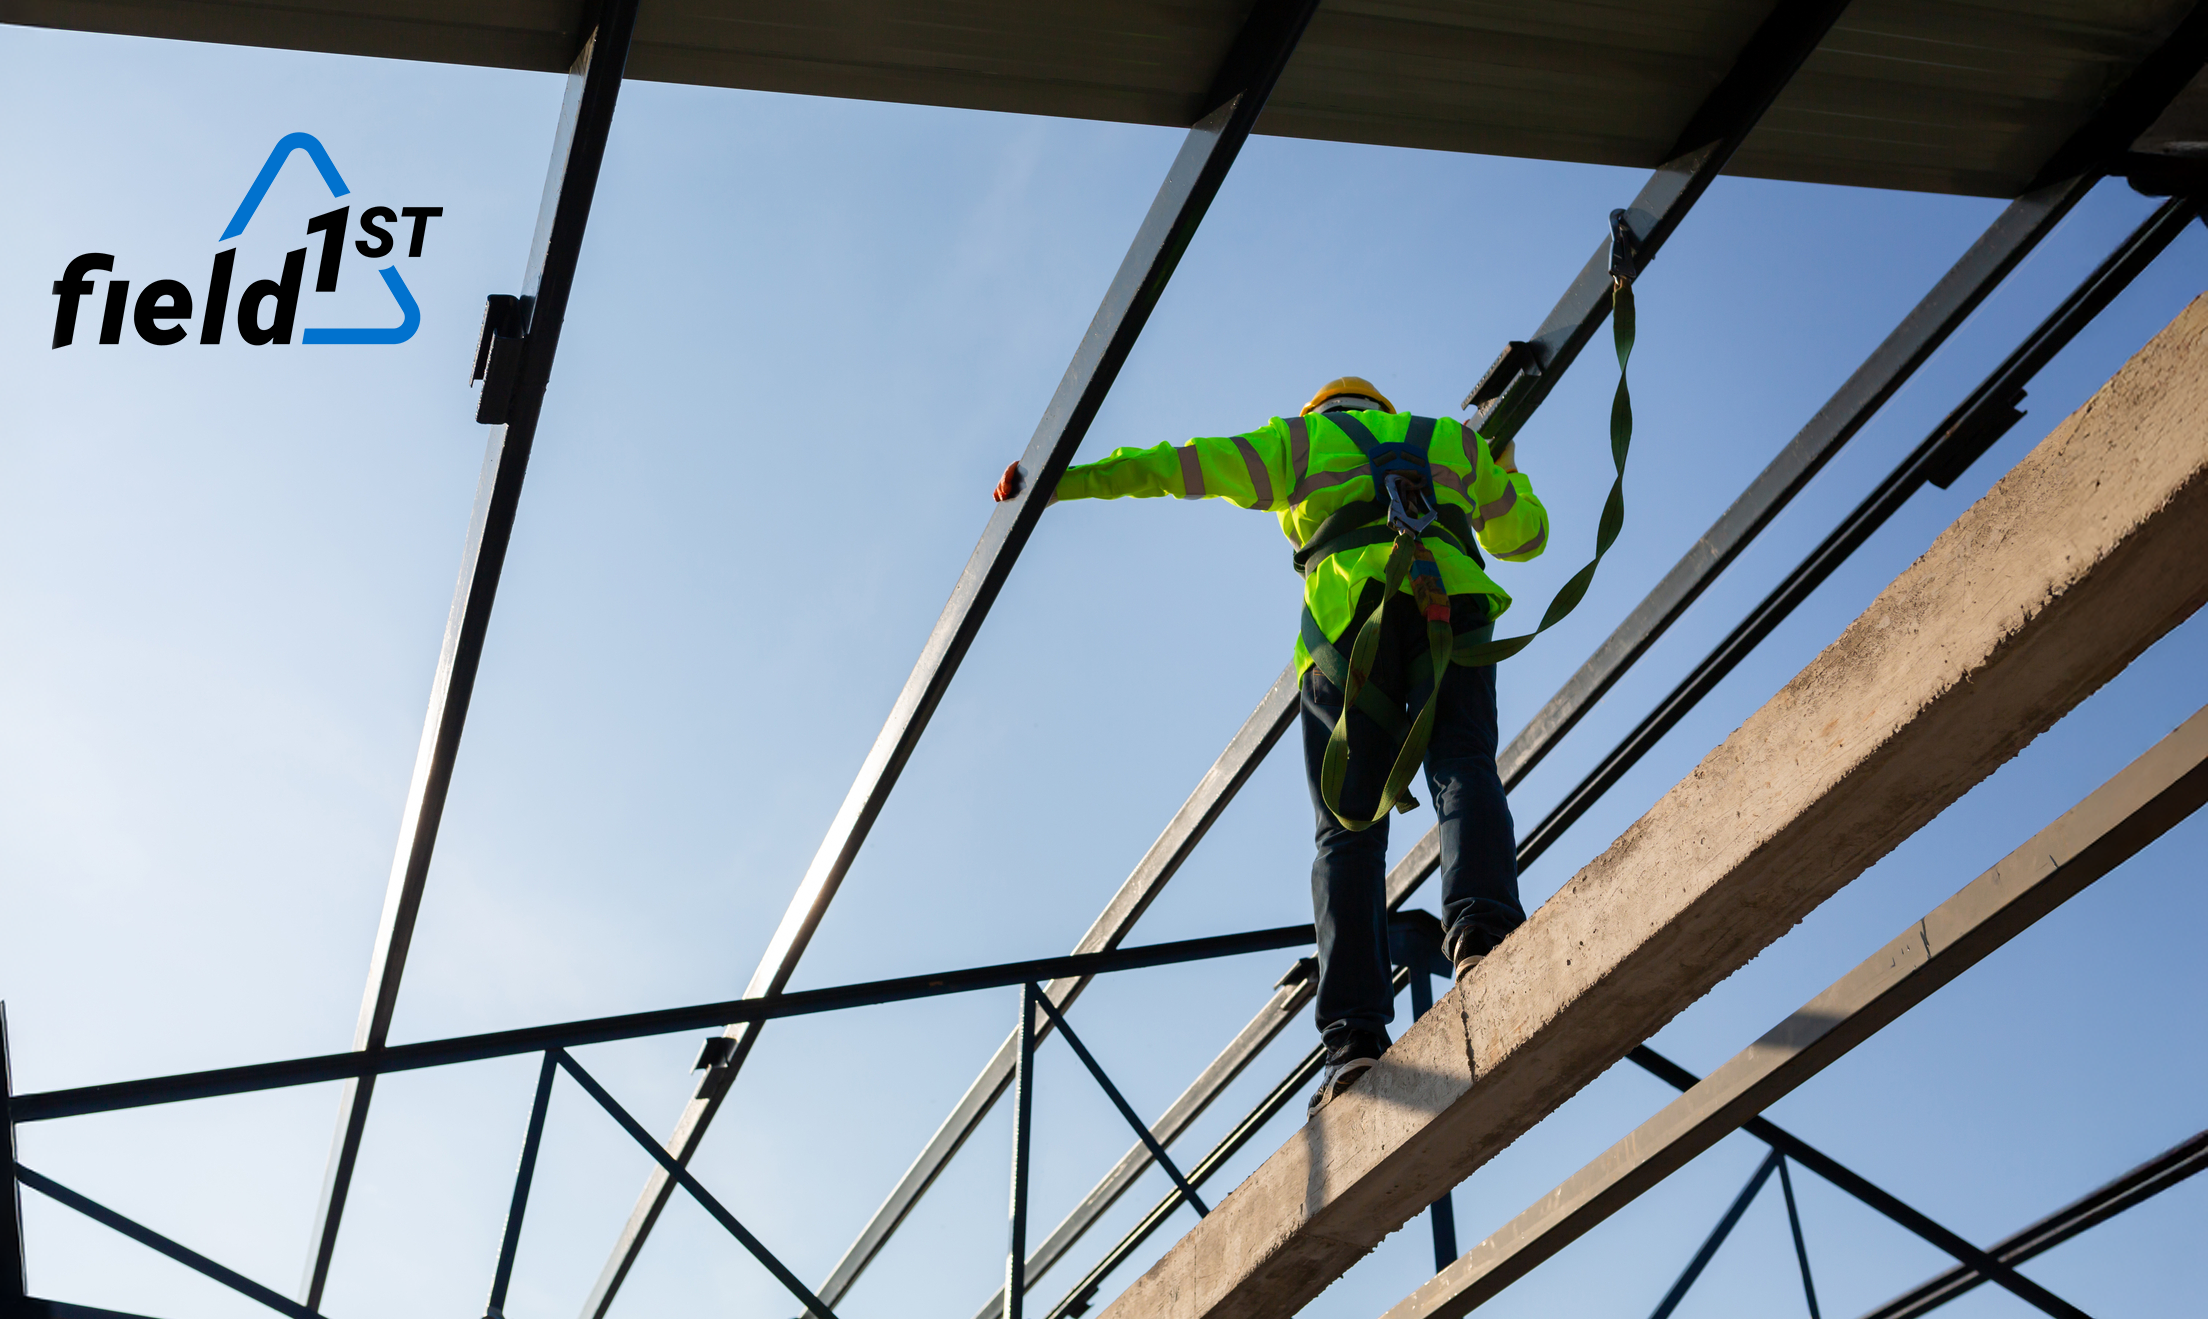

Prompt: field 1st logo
xmin=52 ymin=133 xmax=441 ymax=349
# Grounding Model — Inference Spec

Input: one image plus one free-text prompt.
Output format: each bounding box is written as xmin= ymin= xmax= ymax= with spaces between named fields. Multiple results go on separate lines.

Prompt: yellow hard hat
xmin=1301 ymin=376 xmax=1396 ymax=415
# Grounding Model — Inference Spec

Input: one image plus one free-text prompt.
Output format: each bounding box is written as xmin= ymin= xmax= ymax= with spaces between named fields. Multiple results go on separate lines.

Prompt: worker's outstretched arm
xmin=1466 ymin=432 xmax=1549 ymax=561
xmin=1048 ymin=425 xmax=1293 ymax=509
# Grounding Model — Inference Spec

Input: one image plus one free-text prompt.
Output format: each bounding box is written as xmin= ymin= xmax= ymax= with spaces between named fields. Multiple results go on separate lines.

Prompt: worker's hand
xmin=993 ymin=461 xmax=1025 ymax=502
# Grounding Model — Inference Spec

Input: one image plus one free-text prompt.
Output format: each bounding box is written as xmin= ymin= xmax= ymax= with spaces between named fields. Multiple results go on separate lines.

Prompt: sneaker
xmin=1307 ymin=1055 xmax=1378 ymax=1116
xmin=1443 ymin=922 xmax=1489 ymax=989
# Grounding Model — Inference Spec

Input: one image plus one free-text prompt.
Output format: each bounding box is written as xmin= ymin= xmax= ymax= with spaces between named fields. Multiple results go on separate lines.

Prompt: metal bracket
xmin=472 ymin=294 xmax=529 ymax=426
xmin=1922 ymin=386 xmax=2028 ymax=490
xmin=2120 ymin=149 xmax=2208 ymax=199
xmin=692 ymin=1036 xmax=739 ymax=1071
xmin=1466 ymin=339 xmax=1543 ymax=410
xmin=1608 ymin=207 xmax=1641 ymax=286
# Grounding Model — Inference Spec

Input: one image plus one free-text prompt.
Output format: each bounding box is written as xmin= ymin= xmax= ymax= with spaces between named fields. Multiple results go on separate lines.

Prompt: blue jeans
xmin=1301 ymin=595 xmax=1525 ymax=1059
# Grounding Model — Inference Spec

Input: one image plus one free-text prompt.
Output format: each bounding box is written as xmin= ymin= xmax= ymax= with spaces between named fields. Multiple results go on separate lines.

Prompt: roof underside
xmin=7 ymin=0 xmax=2206 ymax=196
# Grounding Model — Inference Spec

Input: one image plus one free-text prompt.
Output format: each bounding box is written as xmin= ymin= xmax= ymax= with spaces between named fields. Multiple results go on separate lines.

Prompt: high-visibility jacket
xmin=1054 ymin=410 xmax=1549 ymax=672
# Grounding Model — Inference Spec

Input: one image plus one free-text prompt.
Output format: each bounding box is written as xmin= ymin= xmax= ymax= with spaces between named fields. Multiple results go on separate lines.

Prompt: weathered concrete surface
xmin=1097 ymin=295 xmax=2208 ymax=1319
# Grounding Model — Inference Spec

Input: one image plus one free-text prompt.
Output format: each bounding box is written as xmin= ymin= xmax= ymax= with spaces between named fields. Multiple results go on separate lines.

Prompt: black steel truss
xmin=1856 ymin=1129 xmax=2208 ymax=1319
xmin=1630 ymin=1050 xmax=2090 ymax=1319
xmin=10 ymin=925 xmax=1325 ymax=1124
xmin=11 ymin=2 xmax=2208 ymax=1317
xmin=0 ymin=920 xmax=1341 ymax=1319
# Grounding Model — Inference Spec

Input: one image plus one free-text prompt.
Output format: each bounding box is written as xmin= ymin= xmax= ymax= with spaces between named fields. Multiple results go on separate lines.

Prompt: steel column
xmin=299 ymin=0 xmax=641 ymax=1305
xmin=1512 ymin=194 xmax=2201 ymax=870
xmin=2 ymin=1004 xmax=24 ymax=1307
xmin=1405 ymin=968 xmax=1457 ymax=1272
xmin=1777 ymin=1157 xmax=1821 ymax=1319
xmin=581 ymin=0 xmax=1323 ymax=1306
xmin=1646 ymin=1150 xmax=1780 ymax=1319
xmin=1374 ymin=701 xmax=2208 ymax=1319
xmin=483 ymin=1053 xmax=557 ymax=1319
xmin=1007 ymin=984 xmax=1038 ymax=1319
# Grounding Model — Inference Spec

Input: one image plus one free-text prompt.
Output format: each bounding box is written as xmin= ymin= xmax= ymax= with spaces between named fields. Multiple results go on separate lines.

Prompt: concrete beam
xmin=1095 ymin=294 xmax=2208 ymax=1319
xmin=1380 ymin=700 xmax=2208 ymax=1319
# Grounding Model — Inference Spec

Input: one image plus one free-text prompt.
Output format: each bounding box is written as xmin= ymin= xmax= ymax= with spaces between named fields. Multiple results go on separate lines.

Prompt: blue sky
xmin=3 ymin=20 xmax=2204 ymax=1319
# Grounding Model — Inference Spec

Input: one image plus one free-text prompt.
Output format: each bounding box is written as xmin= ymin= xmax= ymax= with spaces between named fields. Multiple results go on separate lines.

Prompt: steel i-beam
xmin=1375 ymin=701 xmax=2208 ymax=1319
xmin=578 ymin=3 xmax=1325 ymax=1313
xmin=296 ymin=1 xmax=641 ymax=1304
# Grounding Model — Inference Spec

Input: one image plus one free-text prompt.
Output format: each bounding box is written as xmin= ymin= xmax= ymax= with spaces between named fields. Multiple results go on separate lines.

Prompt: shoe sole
xmin=1307 ymin=1056 xmax=1379 ymax=1117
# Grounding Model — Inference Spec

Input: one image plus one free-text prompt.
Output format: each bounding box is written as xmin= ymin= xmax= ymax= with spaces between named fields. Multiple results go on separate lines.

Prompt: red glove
xmin=992 ymin=461 xmax=1025 ymax=502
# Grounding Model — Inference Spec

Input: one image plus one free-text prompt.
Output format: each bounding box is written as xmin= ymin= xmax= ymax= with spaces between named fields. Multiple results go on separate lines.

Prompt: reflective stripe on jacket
xmin=1053 ymin=410 xmax=1549 ymax=672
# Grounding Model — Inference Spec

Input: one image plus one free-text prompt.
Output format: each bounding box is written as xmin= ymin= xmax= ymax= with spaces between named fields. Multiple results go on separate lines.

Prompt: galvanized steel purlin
xmin=583 ymin=1 xmax=1326 ymax=1311
xmin=1490 ymin=4 xmax=2208 ymax=801
xmin=1512 ymin=193 xmax=2201 ymax=873
xmin=300 ymin=0 xmax=643 ymax=1307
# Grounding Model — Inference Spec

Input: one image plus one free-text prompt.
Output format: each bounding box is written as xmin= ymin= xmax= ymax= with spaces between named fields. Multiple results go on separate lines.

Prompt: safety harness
xmin=1298 ymin=269 xmax=1637 ymax=831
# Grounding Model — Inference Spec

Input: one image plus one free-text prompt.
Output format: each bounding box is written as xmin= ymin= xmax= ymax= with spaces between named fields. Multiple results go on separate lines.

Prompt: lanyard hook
xmin=1384 ymin=471 xmax=1438 ymax=537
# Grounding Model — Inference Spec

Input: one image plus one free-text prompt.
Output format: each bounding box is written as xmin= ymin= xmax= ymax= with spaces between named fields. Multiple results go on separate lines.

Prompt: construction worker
xmin=993 ymin=377 xmax=1548 ymax=1113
